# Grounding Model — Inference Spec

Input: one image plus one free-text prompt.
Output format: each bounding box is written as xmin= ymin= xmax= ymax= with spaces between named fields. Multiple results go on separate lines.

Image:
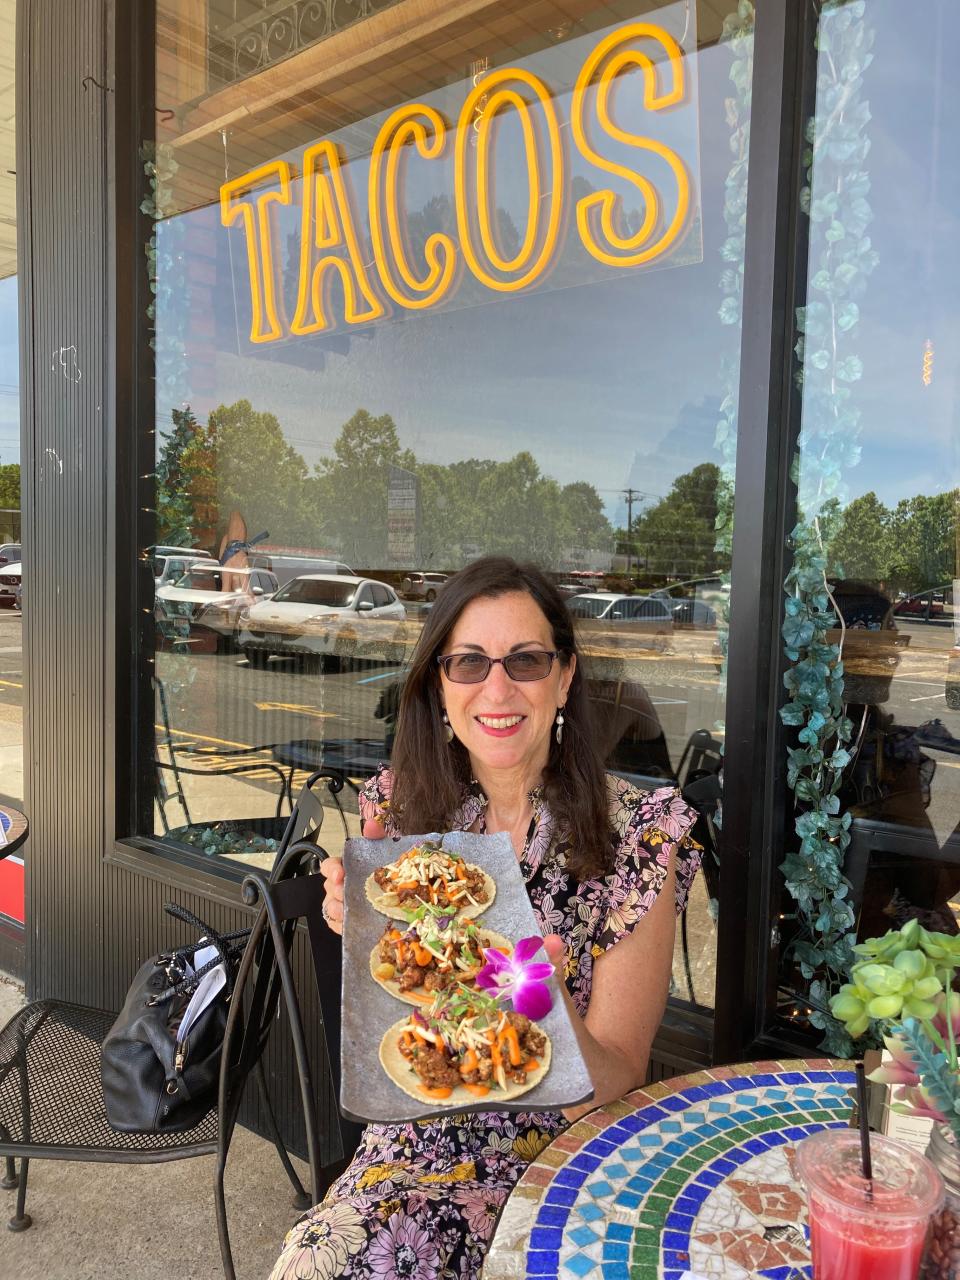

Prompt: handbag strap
xmin=152 ymin=903 xmax=252 ymax=1006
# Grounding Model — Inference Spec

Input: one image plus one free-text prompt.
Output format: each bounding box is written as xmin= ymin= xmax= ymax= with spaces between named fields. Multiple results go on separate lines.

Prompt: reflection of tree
xmin=631 ymin=462 xmax=727 ymax=578
xmin=820 ymin=488 xmax=959 ymax=593
xmin=0 ymin=463 xmax=20 ymax=512
xmin=157 ymin=398 xmax=612 ymax=570
xmin=314 ymin=408 xmax=416 ymax=566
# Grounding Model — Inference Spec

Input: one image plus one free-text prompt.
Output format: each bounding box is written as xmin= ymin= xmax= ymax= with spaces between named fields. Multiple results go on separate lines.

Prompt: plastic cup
xmin=796 ymin=1129 xmax=944 ymax=1280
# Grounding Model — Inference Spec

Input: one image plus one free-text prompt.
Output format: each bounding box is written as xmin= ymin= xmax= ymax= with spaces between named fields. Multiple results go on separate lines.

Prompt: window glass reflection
xmin=149 ymin=0 xmax=758 ymax=1012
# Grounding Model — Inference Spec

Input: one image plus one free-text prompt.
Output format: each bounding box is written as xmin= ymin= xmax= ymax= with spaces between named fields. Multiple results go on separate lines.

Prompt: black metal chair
xmin=0 ymin=769 xmax=354 ymax=1280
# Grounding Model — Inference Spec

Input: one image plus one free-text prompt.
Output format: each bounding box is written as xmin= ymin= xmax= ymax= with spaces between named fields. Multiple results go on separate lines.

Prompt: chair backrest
xmin=220 ymin=772 xmax=362 ymax=1198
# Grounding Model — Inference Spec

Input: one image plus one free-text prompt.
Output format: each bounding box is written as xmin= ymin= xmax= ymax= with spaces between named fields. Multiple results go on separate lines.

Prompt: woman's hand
xmin=320 ymin=815 xmax=386 ymax=935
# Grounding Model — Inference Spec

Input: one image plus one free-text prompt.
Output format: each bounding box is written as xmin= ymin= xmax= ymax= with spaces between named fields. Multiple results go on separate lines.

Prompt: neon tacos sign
xmin=220 ymin=22 xmax=697 ymax=345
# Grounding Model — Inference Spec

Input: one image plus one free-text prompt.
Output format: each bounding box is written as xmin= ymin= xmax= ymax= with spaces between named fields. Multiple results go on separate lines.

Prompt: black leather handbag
xmin=100 ymin=904 xmax=251 ymax=1133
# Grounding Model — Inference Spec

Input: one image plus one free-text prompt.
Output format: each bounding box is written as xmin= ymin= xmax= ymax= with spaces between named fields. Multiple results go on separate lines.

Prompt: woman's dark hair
xmin=390 ymin=556 xmax=615 ymax=879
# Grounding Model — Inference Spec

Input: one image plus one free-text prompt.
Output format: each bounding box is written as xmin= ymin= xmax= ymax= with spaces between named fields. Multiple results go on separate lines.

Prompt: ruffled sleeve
xmin=594 ymin=780 xmax=702 ymax=954
xmin=358 ymin=764 xmax=399 ymax=835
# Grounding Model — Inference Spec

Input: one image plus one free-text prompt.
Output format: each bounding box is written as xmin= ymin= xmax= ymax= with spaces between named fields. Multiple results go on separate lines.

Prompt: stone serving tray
xmin=340 ymin=829 xmax=595 ymax=1124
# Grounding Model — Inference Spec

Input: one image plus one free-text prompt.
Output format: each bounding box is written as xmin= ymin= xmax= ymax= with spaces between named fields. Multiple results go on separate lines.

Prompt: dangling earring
xmin=442 ymin=711 xmax=454 ymax=744
xmin=555 ymin=708 xmax=564 ymax=746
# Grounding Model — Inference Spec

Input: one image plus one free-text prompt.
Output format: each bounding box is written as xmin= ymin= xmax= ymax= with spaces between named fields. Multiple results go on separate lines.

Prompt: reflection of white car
xmin=567 ymin=592 xmax=673 ymax=655
xmin=154 ymin=553 xmax=213 ymax=589
xmin=239 ymin=575 xmax=407 ymax=666
xmin=0 ymin=563 xmax=22 ymax=608
xmin=156 ymin=564 xmax=279 ymax=651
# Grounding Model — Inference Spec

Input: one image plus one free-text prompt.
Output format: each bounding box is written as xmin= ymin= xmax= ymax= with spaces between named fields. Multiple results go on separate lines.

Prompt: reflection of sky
xmin=0 ymin=276 xmax=19 ymax=466
xmin=156 ymin=0 xmax=958 ymax=537
xmin=799 ymin=0 xmax=959 ymax=510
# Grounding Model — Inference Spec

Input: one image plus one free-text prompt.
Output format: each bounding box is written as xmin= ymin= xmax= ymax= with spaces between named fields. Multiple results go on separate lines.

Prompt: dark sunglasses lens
xmin=503 ymin=652 xmax=553 ymax=680
xmin=444 ymin=654 xmax=491 ymax=683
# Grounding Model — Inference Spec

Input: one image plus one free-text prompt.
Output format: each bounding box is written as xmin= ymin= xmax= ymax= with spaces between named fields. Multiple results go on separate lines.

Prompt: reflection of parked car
xmin=250 ymin=554 xmax=354 ymax=589
xmin=239 ymin=575 xmax=407 ymax=666
xmin=895 ymin=591 xmax=946 ymax=619
xmin=0 ymin=563 xmax=22 ymax=608
xmin=155 ymin=565 xmax=278 ymax=652
xmin=672 ymin=599 xmax=718 ymax=628
xmin=0 ymin=544 xmax=21 ymax=568
xmin=401 ymin=571 xmax=447 ymax=602
xmin=154 ymin=553 xmax=213 ymax=589
xmin=555 ymin=582 xmax=587 ymax=597
xmin=566 ymin=592 xmax=673 ymax=657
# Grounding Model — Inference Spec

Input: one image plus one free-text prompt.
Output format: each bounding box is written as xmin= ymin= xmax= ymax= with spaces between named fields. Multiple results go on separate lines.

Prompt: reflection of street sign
xmin=0 ymin=813 xmax=8 ymax=847
xmin=388 ymin=466 xmax=420 ymax=565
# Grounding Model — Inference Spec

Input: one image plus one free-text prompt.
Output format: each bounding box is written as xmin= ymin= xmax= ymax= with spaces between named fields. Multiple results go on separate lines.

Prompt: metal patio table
xmin=482 ymin=1058 xmax=856 ymax=1280
xmin=0 ymin=804 xmax=27 ymax=857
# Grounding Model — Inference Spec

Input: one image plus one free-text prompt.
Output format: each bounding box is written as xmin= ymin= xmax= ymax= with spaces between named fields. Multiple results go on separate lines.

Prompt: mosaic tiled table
xmin=483 ymin=1059 xmax=855 ymax=1280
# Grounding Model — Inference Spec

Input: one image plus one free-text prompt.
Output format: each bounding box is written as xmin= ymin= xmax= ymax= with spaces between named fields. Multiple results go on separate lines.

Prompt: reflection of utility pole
xmin=623 ymin=489 xmax=640 ymax=577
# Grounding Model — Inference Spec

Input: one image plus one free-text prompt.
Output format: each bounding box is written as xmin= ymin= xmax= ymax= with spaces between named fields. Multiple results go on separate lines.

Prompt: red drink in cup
xmin=796 ymin=1130 xmax=944 ymax=1280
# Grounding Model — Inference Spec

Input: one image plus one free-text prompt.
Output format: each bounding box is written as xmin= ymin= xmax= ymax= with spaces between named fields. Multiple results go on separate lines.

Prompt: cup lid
xmin=795 ymin=1130 xmax=944 ymax=1218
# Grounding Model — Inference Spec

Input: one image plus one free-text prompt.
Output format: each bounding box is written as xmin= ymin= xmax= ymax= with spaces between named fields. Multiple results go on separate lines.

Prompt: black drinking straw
xmin=856 ymin=1060 xmax=874 ymax=1199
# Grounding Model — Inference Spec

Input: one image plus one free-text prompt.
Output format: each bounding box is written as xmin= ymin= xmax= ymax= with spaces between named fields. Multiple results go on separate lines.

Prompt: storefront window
xmin=780 ymin=0 xmax=960 ymax=1044
xmin=145 ymin=0 xmax=758 ymax=1014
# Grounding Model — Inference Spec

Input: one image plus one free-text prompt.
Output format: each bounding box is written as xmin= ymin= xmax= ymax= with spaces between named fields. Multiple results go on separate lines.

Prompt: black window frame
xmin=105 ymin=0 xmax=820 ymax=1050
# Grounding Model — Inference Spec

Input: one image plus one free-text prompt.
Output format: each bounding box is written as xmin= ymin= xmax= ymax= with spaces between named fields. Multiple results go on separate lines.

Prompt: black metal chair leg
xmin=215 ymin=1097 xmax=240 ymax=1280
xmin=7 ymin=1157 xmax=29 ymax=1231
xmin=1 ymin=1154 xmax=17 ymax=1190
xmin=254 ymin=1059 xmax=311 ymax=1209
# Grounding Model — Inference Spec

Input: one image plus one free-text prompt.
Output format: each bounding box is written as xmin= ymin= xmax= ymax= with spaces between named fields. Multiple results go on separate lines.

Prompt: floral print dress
xmin=270 ymin=769 xmax=701 ymax=1280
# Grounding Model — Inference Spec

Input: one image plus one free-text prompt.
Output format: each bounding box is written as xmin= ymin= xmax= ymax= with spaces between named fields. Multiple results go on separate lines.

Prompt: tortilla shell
xmin=364 ymin=866 xmax=496 ymax=921
xmin=369 ymin=929 xmax=514 ymax=1006
xmin=378 ymin=1015 xmax=551 ymax=1106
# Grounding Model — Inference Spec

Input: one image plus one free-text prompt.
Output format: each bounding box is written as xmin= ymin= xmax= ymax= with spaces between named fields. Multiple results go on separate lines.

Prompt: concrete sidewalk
xmin=0 ymin=975 xmax=310 ymax=1280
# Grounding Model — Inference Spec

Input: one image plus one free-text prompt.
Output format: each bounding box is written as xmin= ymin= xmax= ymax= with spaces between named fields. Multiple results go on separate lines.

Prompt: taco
xmin=365 ymin=839 xmax=495 ymax=920
xmin=370 ymin=904 xmax=513 ymax=1005
xmin=379 ymin=985 xmax=551 ymax=1105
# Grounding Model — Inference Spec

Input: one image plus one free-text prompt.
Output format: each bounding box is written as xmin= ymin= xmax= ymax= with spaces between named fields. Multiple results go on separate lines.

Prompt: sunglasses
xmin=437 ymin=650 xmax=559 ymax=684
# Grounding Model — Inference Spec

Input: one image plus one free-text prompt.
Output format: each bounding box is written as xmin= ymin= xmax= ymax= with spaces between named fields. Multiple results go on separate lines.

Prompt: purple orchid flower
xmin=475 ymin=936 xmax=555 ymax=1020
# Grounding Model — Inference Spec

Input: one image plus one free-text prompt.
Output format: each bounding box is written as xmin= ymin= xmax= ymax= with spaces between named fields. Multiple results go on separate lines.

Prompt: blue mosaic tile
xmin=583 ymin=1137 xmax=620 ymax=1158
xmin=605 ymin=1124 xmax=640 ymax=1144
xmin=707 ymin=1099 xmax=732 ymax=1113
xmin=599 ymin=1263 xmax=629 ymax=1280
xmin=691 ymin=1168 xmax=725 ymax=1189
xmin=559 ymin=1253 xmax=597 ymax=1278
xmin=568 ymin=1153 xmax=603 ymax=1173
xmin=554 ymin=1168 xmax=589 ymax=1190
xmin=613 ymin=1113 xmax=643 ymax=1134
xmin=568 ymin=1226 xmax=600 ymax=1248
xmin=712 ymin=1116 xmax=737 ymax=1131
xmin=657 ymin=1095 xmax=689 ymax=1113
xmin=777 ymin=1071 xmax=810 ymax=1084
xmin=544 ymin=1187 xmax=579 ymax=1208
xmin=637 ymin=1133 xmax=661 ymax=1148
xmin=634 ymin=1104 xmax=668 ymax=1125
xmin=664 ymin=1210 xmax=696 ymax=1231
xmin=749 ymin=1074 xmax=780 ymax=1087
xmin=661 ymin=1231 xmax=688 ymax=1252
xmin=575 ymin=1203 xmax=605 ymax=1223
xmin=536 ymin=1205 xmax=571 ymax=1228
xmin=613 ymin=1190 xmax=642 ymax=1210
xmin=530 ymin=1228 xmax=564 ymax=1251
xmin=605 ymin=1224 xmax=633 ymax=1243
xmin=525 ymin=1250 xmax=560 ymax=1275
xmin=599 ymin=1162 xmax=630 ymax=1181
xmin=600 ymin=1243 xmax=629 ymax=1262
xmin=696 ymin=1081 xmax=732 ymax=1098
xmin=618 ymin=1146 xmax=644 ymax=1162
xmin=585 ymin=1180 xmax=614 ymax=1200
xmin=659 ymin=1119 xmax=683 ymax=1134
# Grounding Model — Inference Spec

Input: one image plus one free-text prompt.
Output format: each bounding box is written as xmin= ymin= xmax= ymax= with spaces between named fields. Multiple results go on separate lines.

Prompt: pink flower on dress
xmin=367 ymin=1213 xmax=440 ymax=1280
xmin=457 ymin=1189 xmax=502 ymax=1236
xmin=646 ymin=786 xmax=696 ymax=842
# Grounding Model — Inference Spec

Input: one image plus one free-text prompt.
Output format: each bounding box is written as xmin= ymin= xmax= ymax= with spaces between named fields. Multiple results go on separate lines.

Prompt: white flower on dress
xmin=273 ymin=1201 xmax=367 ymax=1280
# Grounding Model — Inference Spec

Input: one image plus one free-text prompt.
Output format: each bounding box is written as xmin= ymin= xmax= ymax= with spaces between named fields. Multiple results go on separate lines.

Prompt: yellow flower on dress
xmin=378 ymin=1197 xmax=402 ymax=1219
xmin=645 ymin=827 xmax=666 ymax=847
xmin=421 ymin=1160 xmax=477 ymax=1183
xmin=355 ymin=1162 xmax=407 ymax=1191
xmin=591 ymin=944 xmax=603 ymax=959
xmin=512 ymin=1130 xmax=552 ymax=1162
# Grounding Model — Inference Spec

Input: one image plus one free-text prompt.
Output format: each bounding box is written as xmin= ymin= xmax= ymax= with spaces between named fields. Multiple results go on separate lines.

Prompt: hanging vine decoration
xmin=709 ymin=0 xmax=754 ymax=845
xmin=779 ymin=0 xmax=878 ymax=1057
